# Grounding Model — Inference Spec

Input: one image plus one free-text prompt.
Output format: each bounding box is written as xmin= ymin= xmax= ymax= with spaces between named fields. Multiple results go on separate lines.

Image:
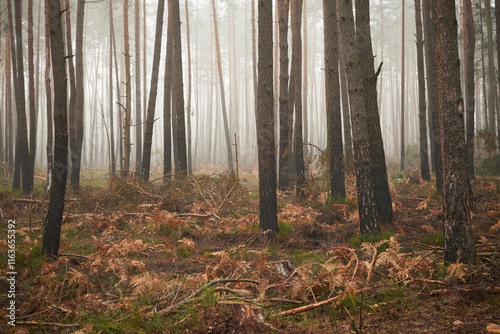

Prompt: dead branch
xmin=157 ymin=278 xmax=261 ymax=315
xmin=123 ymin=179 xmax=164 ymax=200
xmin=174 ymin=213 xmax=212 ymax=219
xmin=277 ymin=286 xmax=373 ymax=317
xmin=16 ymin=321 xmax=80 ymax=328
xmin=265 ymin=298 xmax=303 ymax=304
xmin=58 ymin=253 xmax=92 ymax=260
xmin=216 ymin=178 xmax=240 ymax=214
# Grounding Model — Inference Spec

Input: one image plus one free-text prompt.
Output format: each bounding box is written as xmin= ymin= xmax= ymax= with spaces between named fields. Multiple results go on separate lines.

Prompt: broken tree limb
xmin=16 ymin=321 xmax=80 ymax=328
xmin=277 ymin=286 xmax=373 ymax=317
xmin=157 ymin=278 xmax=261 ymax=315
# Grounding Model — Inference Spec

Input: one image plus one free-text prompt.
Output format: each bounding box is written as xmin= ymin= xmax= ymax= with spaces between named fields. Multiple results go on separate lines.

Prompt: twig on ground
xmin=277 ymin=286 xmax=373 ymax=317
xmin=58 ymin=253 xmax=92 ymax=260
xmin=157 ymin=278 xmax=261 ymax=315
xmin=17 ymin=321 xmax=80 ymax=328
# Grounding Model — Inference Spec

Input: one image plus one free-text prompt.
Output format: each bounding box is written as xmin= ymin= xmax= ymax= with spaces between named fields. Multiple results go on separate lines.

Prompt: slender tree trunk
xmin=278 ymin=0 xmax=290 ymax=191
xmin=422 ymin=0 xmax=443 ymax=193
xmin=483 ymin=0 xmax=497 ymax=150
xmin=123 ymin=0 xmax=131 ymax=177
xmin=303 ymin=2 xmax=309 ymax=164
xmin=292 ymin=0 xmax=305 ymax=197
xmin=141 ymin=0 xmax=165 ymax=182
xmin=5 ymin=31 xmax=14 ymax=174
xmin=336 ymin=4 xmax=354 ymax=173
xmin=415 ymin=0 xmax=430 ymax=181
xmin=9 ymin=0 xmax=34 ymax=194
xmin=400 ymin=0 xmax=405 ymax=171
xmin=324 ymin=0 xmax=345 ymax=198
xmin=495 ymin=0 xmax=500 ymax=149
xmin=70 ymin=0 xmax=85 ymax=190
xmin=28 ymin=0 xmax=37 ymax=175
xmin=172 ymin=0 xmax=187 ymax=174
xmin=257 ymin=0 xmax=278 ymax=234
xmin=211 ymin=0 xmax=234 ymax=172
xmin=43 ymin=0 xmax=69 ymax=256
xmin=44 ymin=0 xmax=53 ymax=189
xmin=109 ymin=0 xmax=116 ymax=177
xmin=432 ymin=0 xmax=476 ymax=264
xmin=185 ymin=0 xmax=193 ymax=175
xmin=163 ymin=4 xmax=174 ymax=179
xmin=134 ymin=0 xmax=142 ymax=177
xmin=251 ymin=0 xmax=258 ymax=112
xmin=464 ymin=0 xmax=475 ymax=179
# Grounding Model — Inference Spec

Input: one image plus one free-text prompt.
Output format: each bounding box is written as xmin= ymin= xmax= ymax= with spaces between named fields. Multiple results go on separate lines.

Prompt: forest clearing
xmin=0 ymin=165 xmax=499 ymax=333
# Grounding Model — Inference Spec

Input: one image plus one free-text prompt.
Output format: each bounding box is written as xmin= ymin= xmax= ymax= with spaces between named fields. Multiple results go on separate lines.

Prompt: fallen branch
xmin=277 ymin=287 xmax=373 ymax=317
xmin=16 ymin=321 xmax=80 ymax=328
xmin=158 ymin=278 xmax=261 ymax=315
xmin=58 ymin=253 xmax=92 ymax=260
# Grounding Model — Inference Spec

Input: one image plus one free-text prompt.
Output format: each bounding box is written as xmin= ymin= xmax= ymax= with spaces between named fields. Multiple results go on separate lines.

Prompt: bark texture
xmin=323 ymin=0 xmax=345 ymax=198
xmin=257 ymin=0 xmax=278 ymax=234
xmin=432 ymin=0 xmax=476 ymax=264
xmin=43 ymin=0 xmax=69 ymax=256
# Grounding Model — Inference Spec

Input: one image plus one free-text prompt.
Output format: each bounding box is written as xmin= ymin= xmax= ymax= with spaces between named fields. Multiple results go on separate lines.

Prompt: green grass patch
xmin=277 ymin=220 xmax=293 ymax=242
xmin=423 ymin=232 xmax=444 ymax=247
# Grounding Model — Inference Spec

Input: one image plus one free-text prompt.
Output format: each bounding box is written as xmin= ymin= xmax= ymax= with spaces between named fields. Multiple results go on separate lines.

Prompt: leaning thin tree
xmin=432 ymin=0 xmax=476 ymax=264
xmin=43 ymin=0 xmax=69 ymax=256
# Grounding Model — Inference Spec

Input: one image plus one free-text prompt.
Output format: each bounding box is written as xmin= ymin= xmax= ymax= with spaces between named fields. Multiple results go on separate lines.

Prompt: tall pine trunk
xmin=141 ymin=0 xmax=165 ymax=182
xmin=415 ymin=0 xmax=430 ymax=181
xmin=278 ymin=0 xmax=290 ymax=191
xmin=257 ymin=0 xmax=278 ymax=234
xmin=172 ymin=0 xmax=187 ymax=174
xmin=464 ymin=0 xmax=475 ymax=179
xmin=163 ymin=4 xmax=174 ymax=179
xmin=432 ymin=0 xmax=476 ymax=264
xmin=70 ymin=0 xmax=85 ymax=190
xmin=43 ymin=0 xmax=69 ymax=256
xmin=123 ymin=0 xmax=131 ymax=177
xmin=291 ymin=0 xmax=305 ymax=197
xmin=324 ymin=0 xmax=345 ymax=198
xmin=422 ymin=0 xmax=443 ymax=193
xmin=134 ymin=0 xmax=142 ymax=177
xmin=338 ymin=0 xmax=380 ymax=235
xmin=356 ymin=0 xmax=393 ymax=224
xmin=211 ymin=0 xmax=234 ymax=172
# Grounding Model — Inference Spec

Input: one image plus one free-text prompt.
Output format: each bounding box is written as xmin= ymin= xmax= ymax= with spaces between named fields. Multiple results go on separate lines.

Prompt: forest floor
xmin=0 ymin=166 xmax=499 ymax=333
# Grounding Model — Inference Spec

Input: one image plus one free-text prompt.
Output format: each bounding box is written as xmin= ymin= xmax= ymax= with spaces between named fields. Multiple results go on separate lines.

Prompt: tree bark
xmin=43 ymin=0 xmax=69 ymax=256
xmin=483 ymin=0 xmax=497 ymax=151
xmin=324 ymin=0 xmax=345 ymax=198
xmin=400 ymin=0 xmax=405 ymax=171
xmin=422 ymin=0 xmax=443 ymax=193
xmin=163 ymin=3 xmax=174 ymax=179
xmin=8 ymin=0 xmax=34 ymax=194
xmin=495 ymin=0 xmax=500 ymax=150
xmin=464 ymin=0 xmax=475 ymax=179
xmin=185 ymin=0 xmax=193 ymax=175
xmin=278 ymin=0 xmax=291 ymax=191
xmin=292 ymin=0 xmax=305 ymax=197
xmin=141 ymin=0 xmax=165 ymax=182
xmin=109 ymin=0 xmax=116 ymax=178
xmin=356 ymin=0 xmax=393 ymax=224
xmin=211 ymin=0 xmax=234 ymax=172
xmin=257 ymin=0 xmax=278 ymax=234
xmin=172 ymin=0 xmax=187 ymax=175
xmin=123 ymin=0 xmax=131 ymax=177
xmin=134 ymin=0 xmax=142 ymax=177
xmin=70 ymin=0 xmax=85 ymax=190
xmin=338 ymin=0 xmax=380 ymax=235
xmin=44 ymin=0 xmax=53 ymax=192
xmin=415 ymin=0 xmax=430 ymax=181
xmin=432 ymin=0 xmax=476 ymax=264
xmin=28 ymin=0 xmax=37 ymax=176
